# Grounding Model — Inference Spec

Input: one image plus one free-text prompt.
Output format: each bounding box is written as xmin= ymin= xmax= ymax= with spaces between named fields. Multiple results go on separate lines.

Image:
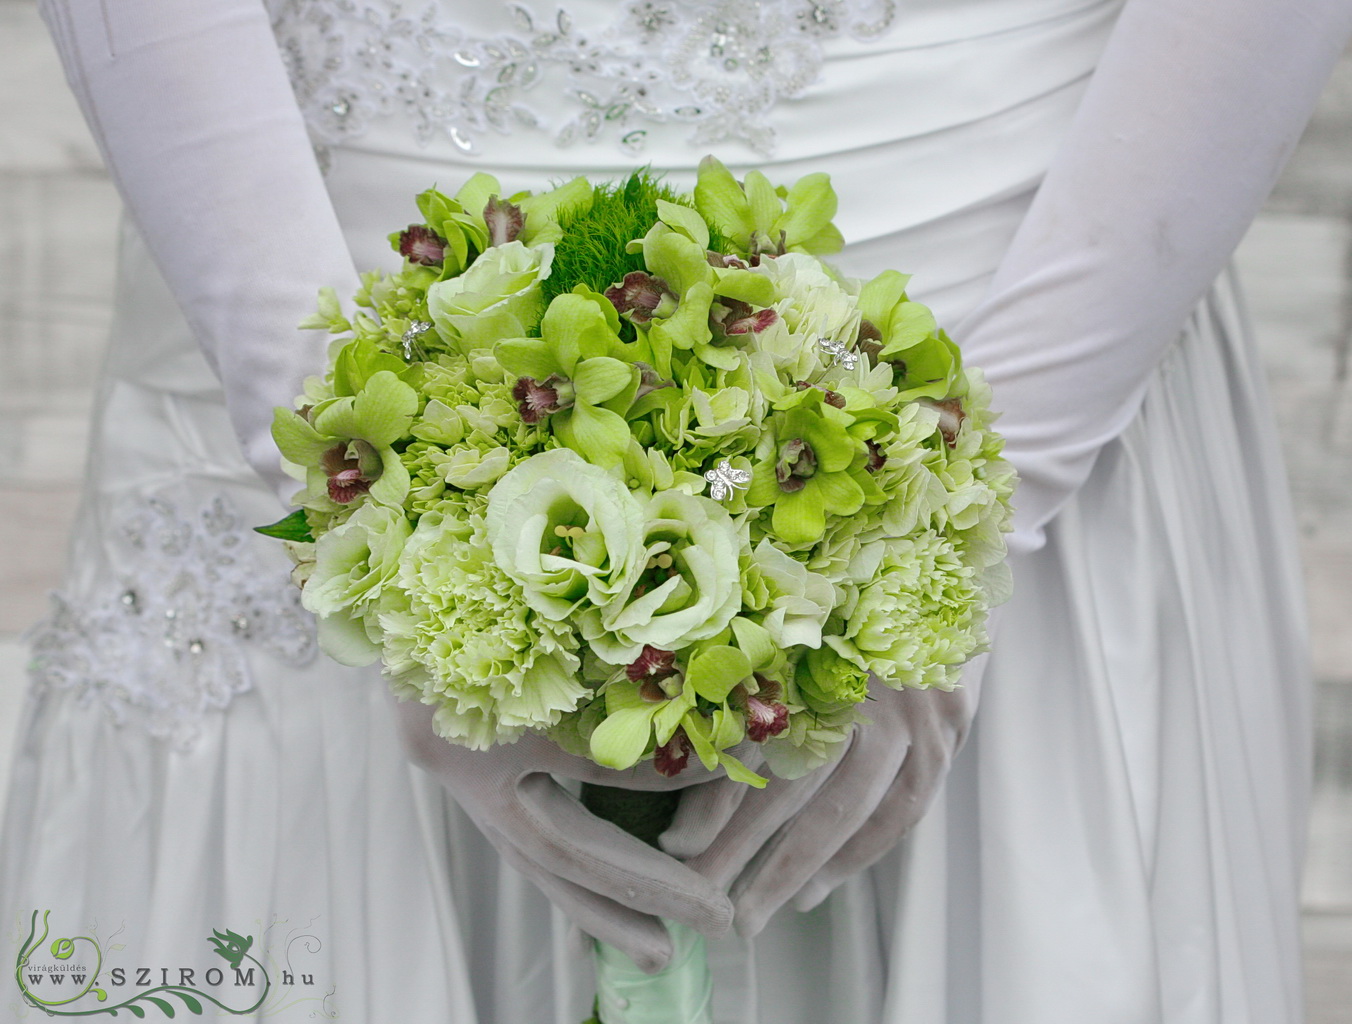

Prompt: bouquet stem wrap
xmin=580 ymin=785 xmax=714 ymax=1024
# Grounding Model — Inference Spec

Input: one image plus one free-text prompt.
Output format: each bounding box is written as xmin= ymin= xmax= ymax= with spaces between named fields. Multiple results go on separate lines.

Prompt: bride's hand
xmin=661 ymin=661 xmax=985 ymax=938
xmin=391 ymin=698 xmax=733 ymax=972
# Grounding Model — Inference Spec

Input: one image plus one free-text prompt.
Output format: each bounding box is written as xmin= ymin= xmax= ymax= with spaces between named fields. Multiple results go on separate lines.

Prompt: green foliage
xmin=542 ymin=169 xmax=727 ymax=307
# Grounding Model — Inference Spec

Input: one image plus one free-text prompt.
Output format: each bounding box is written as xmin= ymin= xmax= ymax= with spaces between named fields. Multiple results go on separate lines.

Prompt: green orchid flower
xmin=392 ymin=175 xmax=592 ymax=278
xmin=495 ymin=291 xmax=638 ymax=467
xmin=587 ymin=648 xmax=765 ymax=786
xmin=272 ymin=367 xmax=419 ymax=508
xmin=746 ymin=389 xmax=866 ymax=546
xmin=692 ymin=155 xmax=843 ymax=259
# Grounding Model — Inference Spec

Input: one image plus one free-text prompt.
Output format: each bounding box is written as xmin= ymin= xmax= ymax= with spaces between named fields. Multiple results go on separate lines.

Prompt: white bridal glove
xmin=393 ymin=700 xmax=733 ymax=972
xmin=668 ymin=0 xmax=1352 ymax=934
xmin=38 ymin=0 xmax=360 ymax=498
xmin=37 ymin=0 xmax=734 ymax=965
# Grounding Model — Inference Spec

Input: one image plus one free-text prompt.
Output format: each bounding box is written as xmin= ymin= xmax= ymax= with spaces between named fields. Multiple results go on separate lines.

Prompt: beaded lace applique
xmin=27 ymin=496 xmax=317 ymax=749
xmin=268 ymin=0 xmax=898 ymax=161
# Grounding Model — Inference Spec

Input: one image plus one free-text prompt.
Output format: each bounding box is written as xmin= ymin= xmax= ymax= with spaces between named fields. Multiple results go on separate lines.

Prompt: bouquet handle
xmin=579 ymin=784 xmax=715 ymax=1024
xmin=592 ymin=923 xmax=713 ymax=1024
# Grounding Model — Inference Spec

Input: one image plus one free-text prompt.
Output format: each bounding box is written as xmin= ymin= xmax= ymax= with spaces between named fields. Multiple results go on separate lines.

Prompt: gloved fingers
xmin=728 ymin=727 xmax=908 ymax=938
xmin=682 ymin=765 xmax=834 ymax=889
xmin=790 ymin=736 xmax=953 ymax=914
xmin=512 ymin=774 xmax=735 ymax=937
xmin=658 ymin=777 xmax=752 ymax=859
xmin=489 ymin=835 xmax=676 ymax=974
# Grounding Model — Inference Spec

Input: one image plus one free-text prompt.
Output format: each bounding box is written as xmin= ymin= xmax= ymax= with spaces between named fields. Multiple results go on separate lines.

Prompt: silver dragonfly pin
xmin=704 ymin=460 xmax=752 ymax=502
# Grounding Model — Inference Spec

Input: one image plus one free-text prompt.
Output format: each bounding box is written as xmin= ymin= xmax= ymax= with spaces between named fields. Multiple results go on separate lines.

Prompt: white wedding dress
xmin=0 ymin=1 xmax=1316 ymax=1022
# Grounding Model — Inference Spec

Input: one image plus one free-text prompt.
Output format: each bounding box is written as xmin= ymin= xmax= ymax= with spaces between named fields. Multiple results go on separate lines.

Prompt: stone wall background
xmin=0 ymin=0 xmax=1349 ymax=1015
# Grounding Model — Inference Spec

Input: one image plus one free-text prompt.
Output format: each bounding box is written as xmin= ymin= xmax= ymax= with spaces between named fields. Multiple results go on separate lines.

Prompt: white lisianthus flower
xmin=485 ymin=448 xmax=647 ymax=621
xmin=427 ymin=240 xmax=554 ymax=350
xmin=578 ymin=489 xmax=744 ymax=663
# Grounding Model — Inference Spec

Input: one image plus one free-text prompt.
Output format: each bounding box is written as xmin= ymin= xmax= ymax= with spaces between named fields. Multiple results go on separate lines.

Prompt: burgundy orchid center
xmin=794 ymin=380 xmax=846 ymax=409
xmin=866 ymin=439 xmax=887 ymax=473
xmin=398 ymin=224 xmax=448 ymax=266
xmin=483 ymin=195 xmax=526 ymax=247
xmin=856 ymin=319 xmax=883 ymax=363
xmin=744 ymin=694 xmax=790 ymax=742
xmin=712 ymin=298 xmax=778 ymax=339
xmin=924 ymin=397 xmax=966 ymax=447
xmin=605 ymin=271 xmax=674 ymax=323
xmin=654 ymin=731 xmax=693 ymax=778
xmin=512 ymin=374 xmax=573 ymax=424
xmin=634 ymin=361 xmax=674 ymax=400
xmin=775 ymin=438 xmax=817 ymax=492
xmin=321 ymin=440 xmax=382 ymax=504
xmin=627 ymin=644 xmax=678 ymax=682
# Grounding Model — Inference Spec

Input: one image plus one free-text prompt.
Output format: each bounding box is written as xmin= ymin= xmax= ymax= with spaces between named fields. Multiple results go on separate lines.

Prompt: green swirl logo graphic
xmin=15 ymin=911 xmax=270 ymax=1017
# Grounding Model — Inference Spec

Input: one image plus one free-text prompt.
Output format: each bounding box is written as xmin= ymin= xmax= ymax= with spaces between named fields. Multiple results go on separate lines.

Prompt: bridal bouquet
xmin=262 ymin=160 xmax=1013 ymax=1023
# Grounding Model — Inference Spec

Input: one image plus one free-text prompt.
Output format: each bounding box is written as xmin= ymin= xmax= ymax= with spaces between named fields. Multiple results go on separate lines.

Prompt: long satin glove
xmin=393 ymin=700 xmax=733 ymax=972
xmin=38 ymin=0 xmax=734 ymax=962
xmin=665 ymin=0 xmax=1352 ymax=935
xmin=37 ymin=0 xmax=360 ymax=499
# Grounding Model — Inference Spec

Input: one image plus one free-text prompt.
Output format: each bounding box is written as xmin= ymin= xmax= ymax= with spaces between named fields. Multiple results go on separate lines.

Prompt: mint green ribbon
xmin=593 ymin=921 xmax=713 ymax=1024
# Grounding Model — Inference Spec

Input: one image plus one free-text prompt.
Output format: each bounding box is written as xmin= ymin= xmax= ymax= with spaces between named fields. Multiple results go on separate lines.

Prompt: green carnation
xmin=827 ymin=531 xmax=986 ymax=688
xmin=381 ymin=507 xmax=585 ymax=749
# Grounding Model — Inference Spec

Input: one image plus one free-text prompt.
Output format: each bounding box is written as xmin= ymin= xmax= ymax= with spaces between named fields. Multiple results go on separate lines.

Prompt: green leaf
xmin=693 ymin=156 xmax=754 ymax=243
xmin=254 ymin=509 xmax=314 ymax=543
xmin=729 ymin=617 xmax=776 ymax=670
xmin=777 ymin=172 xmax=837 ymax=247
xmin=573 ymin=357 xmax=635 ymax=405
xmin=681 ymin=712 xmax=719 ymax=771
xmin=145 ymin=997 xmax=175 ymax=1017
xmin=271 ymin=407 xmax=333 ymax=465
xmin=494 ymin=337 xmax=560 ymax=381
xmin=174 ymin=991 xmax=204 ymax=1014
xmin=656 ymin=199 xmax=710 ymax=249
xmin=685 ymin=645 xmax=752 ymax=703
xmin=718 ymin=750 xmax=768 ymax=788
xmin=127 ymin=1004 xmax=147 ymax=1018
xmin=558 ymin=404 xmax=631 ymax=468
xmin=742 ymin=171 xmax=782 ymax=235
xmin=589 ymin=704 xmax=659 ymax=770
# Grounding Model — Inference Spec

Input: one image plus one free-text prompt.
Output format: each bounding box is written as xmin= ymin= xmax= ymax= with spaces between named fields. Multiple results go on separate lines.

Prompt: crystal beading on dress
xmin=268 ymin=0 xmax=897 ymax=161
xmin=26 ymin=495 xmax=317 ymax=750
